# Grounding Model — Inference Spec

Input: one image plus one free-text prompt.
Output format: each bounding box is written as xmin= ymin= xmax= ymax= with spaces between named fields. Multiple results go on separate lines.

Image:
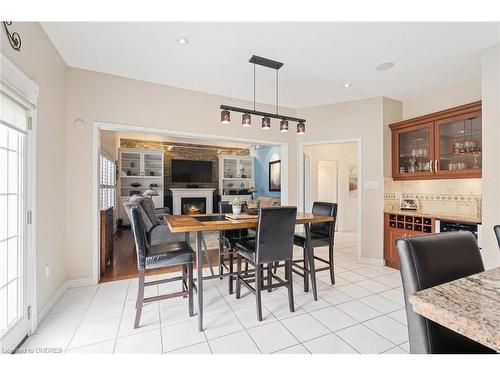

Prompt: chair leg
xmin=286 ymin=260 xmax=294 ymax=312
xmin=267 ymin=263 xmax=272 ymax=292
xmin=182 ymin=264 xmax=187 ymax=297
xmin=134 ymin=270 xmax=145 ymax=329
xmin=228 ymin=250 xmax=234 ymax=295
xmin=236 ymin=253 xmax=242 ymax=299
xmin=219 ymin=232 xmax=224 ymax=279
xmin=255 ymin=264 xmax=263 ymax=321
xmin=188 ymin=263 xmax=194 ymax=317
xmin=329 ymin=242 xmax=335 ymax=285
xmin=303 ymin=247 xmax=309 ymax=293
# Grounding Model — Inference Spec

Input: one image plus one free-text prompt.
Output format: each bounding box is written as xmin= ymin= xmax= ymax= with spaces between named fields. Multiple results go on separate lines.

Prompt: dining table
xmin=165 ymin=212 xmax=336 ymax=331
xmin=409 ymin=266 xmax=500 ymax=352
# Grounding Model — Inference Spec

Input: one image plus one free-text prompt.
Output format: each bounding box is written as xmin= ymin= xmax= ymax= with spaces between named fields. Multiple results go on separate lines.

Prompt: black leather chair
xmin=292 ymin=202 xmax=337 ymax=296
xmin=396 ymin=231 xmax=495 ymax=354
xmin=235 ymin=207 xmax=297 ymax=321
xmin=218 ymin=201 xmax=252 ymax=294
xmin=130 ymin=206 xmax=195 ymax=329
xmin=494 ymin=225 xmax=500 ymax=249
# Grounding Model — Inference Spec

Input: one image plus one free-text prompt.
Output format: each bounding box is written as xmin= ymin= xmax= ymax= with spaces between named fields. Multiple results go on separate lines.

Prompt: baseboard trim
xmin=358 ymin=257 xmax=386 ymax=266
xmin=65 ymin=277 xmax=96 ymax=289
xmin=37 ymin=281 xmax=67 ymax=326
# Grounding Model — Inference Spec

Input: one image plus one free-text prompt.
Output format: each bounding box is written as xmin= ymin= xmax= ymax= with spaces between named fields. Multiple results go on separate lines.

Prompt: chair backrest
xmin=123 ymin=195 xmax=160 ymax=232
xmin=310 ymin=201 xmax=337 ymax=237
xmin=130 ymin=206 xmax=149 ymax=270
xmin=494 ymin=225 xmax=500 ymax=249
xmin=219 ymin=201 xmax=232 ymax=214
xmin=255 ymin=206 xmax=297 ymax=264
xmin=396 ymin=231 xmax=485 ymax=354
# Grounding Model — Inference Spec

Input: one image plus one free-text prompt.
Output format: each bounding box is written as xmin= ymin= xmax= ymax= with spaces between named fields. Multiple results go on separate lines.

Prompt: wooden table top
xmin=165 ymin=213 xmax=335 ymax=233
xmin=409 ymin=267 xmax=500 ymax=352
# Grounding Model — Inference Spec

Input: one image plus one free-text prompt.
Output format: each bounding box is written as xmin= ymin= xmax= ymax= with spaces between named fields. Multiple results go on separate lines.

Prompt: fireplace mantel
xmin=170 ymin=188 xmax=216 ymax=215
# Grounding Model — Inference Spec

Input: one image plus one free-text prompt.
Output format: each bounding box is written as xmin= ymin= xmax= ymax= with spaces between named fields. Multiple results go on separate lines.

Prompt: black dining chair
xmin=235 ymin=206 xmax=297 ymax=321
xmin=130 ymin=206 xmax=195 ymax=329
xmin=396 ymin=231 xmax=495 ymax=354
xmin=218 ymin=201 xmax=252 ymax=294
xmin=494 ymin=225 xmax=500 ymax=249
xmin=292 ymin=202 xmax=337 ymax=294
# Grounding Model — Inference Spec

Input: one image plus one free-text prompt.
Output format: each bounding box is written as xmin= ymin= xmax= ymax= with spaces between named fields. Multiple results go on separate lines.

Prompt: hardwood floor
xmin=100 ymin=229 xmax=221 ymax=283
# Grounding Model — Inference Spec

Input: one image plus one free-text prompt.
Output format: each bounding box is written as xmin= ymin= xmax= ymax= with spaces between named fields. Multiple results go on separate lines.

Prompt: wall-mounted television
xmin=171 ymin=159 xmax=213 ymax=183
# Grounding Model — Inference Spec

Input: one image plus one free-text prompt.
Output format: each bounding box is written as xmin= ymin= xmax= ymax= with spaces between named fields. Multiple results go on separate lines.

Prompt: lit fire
xmin=186 ymin=204 xmax=201 ymax=215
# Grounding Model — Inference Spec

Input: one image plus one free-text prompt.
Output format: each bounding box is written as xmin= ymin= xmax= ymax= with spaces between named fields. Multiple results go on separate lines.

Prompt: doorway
xmin=92 ymin=123 xmax=289 ymax=284
xmin=300 ymin=140 xmax=361 ymax=257
xmin=0 ymin=89 xmax=35 ymax=352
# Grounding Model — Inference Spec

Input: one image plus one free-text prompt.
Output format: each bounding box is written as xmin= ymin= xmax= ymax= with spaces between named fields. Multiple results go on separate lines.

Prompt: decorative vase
xmin=232 ymin=205 xmax=241 ymax=215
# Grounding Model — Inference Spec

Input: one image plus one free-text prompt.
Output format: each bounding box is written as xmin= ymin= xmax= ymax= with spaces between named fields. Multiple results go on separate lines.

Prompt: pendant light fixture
xmin=242 ymin=113 xmax=251 ymax=127
xmin=280 ymin=119 xmax=289 ymax=132
xmin=297 ymin=121 xmax=305 ymax=135
xmin=220 ymin=110 xmax=230 ymax=124
xmin=219 ymin=55 xmax=306 ymax=134
xmin=262 ymin=116 xmax=271 ymax=130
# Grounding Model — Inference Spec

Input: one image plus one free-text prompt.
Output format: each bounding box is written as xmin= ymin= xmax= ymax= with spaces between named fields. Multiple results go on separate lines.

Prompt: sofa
xmin=123 ymin=195 xmax=184 ymax=246
xmin=247 ymin=196 xmax=281 ymax=209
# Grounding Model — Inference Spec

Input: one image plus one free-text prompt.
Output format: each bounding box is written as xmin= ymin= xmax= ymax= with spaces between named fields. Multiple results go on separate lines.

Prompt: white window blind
xmin=0 ymin=92 xmax=26 ymax=336
xmin=99 ymin=152 xmax=116 ymax=210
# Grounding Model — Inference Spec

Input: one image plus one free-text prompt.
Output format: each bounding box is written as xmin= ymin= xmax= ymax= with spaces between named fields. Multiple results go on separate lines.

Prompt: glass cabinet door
xmin=395 ymin=122 xmax=433 ymax=178
xmin=121 ymin=152 xmax=141 ymax=176
xmin=435 ymin=112 xmax=482 ymax=176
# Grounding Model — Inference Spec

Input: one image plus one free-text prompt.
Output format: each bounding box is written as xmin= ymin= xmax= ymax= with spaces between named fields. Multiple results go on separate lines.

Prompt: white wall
xmin=66 ymin=67 xmax=298 ymax=281
xmin=1 ymin=23 xmax=67 ymax=313
xmin=303 ymin=143 xmax=358 ymax=233
xmin=383 ymin=97 xmax=403 ymax=177
xmin=480 ymin=43 xmax=500 ymax=269
xmin=100 ymin=129 xmax=119 ymax=161
xmin=299 ymin=98 xmax=385 ymax=262
xmin=402 ymin=77 xmax=481 ymax=120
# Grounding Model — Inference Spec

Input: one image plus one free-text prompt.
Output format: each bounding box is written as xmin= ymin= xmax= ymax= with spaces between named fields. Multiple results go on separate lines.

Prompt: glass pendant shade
xmin=280 ymin=119 xmax=289 ymax=132
xmin=220 ymin=110 xmax=230 ymax=124
xmin=262 ymin=117 xmax=271 ymax=130
xmin=297 ymin=121 xmax=305 ymax=134
xmin=242 ymin=113 xmax=251 ymax=127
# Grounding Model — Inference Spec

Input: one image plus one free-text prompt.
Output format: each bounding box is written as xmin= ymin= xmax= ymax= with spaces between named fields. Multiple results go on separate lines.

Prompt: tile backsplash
xmin=384 ymin=178 xmax=482 ymax=221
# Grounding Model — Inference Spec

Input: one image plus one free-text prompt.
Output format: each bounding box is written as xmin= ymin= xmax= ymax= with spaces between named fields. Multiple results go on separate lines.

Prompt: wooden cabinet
xmin=390 ymin=101 xmax=481 ymax=180
xmin=100 ymin=207 xmax=114 ymax=277
xmin=384 ymin=213 xmax=434 ymax=269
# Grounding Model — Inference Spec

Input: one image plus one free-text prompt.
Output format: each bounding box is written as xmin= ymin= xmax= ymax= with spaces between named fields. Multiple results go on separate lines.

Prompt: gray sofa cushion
xmin=127 ymin=195 xmax=160 ymax=232
xmin=124 ymin=196 xmax=183 ymax=247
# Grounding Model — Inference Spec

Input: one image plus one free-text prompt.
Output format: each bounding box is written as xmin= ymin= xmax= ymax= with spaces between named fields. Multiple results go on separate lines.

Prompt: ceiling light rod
xmin=219 ymin=104 xmax=306 ymax=123
xmin=221 ymin=55 xmax=304 ymax=123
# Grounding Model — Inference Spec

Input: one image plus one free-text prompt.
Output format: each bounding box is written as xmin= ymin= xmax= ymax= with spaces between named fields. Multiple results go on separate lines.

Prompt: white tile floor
xmin=19 ymin=232 xmax=410 ymax=354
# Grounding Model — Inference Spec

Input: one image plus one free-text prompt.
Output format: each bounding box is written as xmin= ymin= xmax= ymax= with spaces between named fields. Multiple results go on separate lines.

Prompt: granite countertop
xmin=409 ymin=267 xmax=500 ymax=352
xmin=384 ymin=209 xmax=481 ymax=224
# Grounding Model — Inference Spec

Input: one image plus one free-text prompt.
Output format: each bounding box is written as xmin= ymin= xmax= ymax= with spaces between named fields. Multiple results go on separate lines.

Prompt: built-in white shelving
xmin=218 ymin=155 xmax=254 ymax=203
xmin=118 ymin=148 xmax=164 ymax=224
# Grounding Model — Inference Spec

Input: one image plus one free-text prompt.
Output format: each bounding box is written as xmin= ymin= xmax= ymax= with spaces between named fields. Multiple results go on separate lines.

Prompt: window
xmin=0 ymin=92 xmax=27 ymax=337
xmin=99 ymin=152 xmax=116 ymax=210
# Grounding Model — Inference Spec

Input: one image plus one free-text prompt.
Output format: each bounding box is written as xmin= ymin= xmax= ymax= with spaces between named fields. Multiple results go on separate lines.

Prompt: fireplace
xmin=170 ymin=188 xmax=215 ymax=215
xmin=181 ymin=197 xmax=207 ymax=215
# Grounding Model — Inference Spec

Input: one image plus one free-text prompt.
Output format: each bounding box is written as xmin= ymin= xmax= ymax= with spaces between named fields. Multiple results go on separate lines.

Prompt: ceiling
xmin=42 ymin=22 xmax=500 ymax=108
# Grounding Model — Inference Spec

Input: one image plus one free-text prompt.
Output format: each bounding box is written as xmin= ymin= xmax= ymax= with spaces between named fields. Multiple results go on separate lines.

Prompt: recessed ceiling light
xmin=376 ymin=62 xmax=395 ymax=71
xmin=177 ymin=37 xmax=189 ymax=45
xmin=343 ymin=82 xmax=351 ymax=88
